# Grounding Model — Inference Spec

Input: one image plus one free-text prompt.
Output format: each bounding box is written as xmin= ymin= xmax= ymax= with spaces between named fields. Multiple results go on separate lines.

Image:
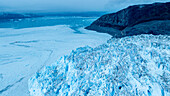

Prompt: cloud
xmin=105 ymin=0 xmax=170 ymax=12
xmin=0 ymin=0 xmax=109 ymax=12
xmin=0 ymin=0 xmax=169 ymax=12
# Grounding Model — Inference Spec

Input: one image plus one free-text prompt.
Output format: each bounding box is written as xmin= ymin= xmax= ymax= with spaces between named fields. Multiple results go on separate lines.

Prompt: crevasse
xmin=28 ymin=34 xmax=170 ymax=96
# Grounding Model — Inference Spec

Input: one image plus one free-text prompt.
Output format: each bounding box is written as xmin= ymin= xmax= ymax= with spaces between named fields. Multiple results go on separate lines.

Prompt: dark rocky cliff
xmin=85 ymin=2 xmax=170 ymax=38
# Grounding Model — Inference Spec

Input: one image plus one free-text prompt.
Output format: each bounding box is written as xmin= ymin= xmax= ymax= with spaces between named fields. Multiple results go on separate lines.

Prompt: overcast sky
xmin=0 ymin=0 xmax=169 ymax=12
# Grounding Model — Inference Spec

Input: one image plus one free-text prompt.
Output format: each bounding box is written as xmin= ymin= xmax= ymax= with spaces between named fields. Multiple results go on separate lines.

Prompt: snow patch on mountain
xmin=28 ymin=34 xmax=170 ymax=96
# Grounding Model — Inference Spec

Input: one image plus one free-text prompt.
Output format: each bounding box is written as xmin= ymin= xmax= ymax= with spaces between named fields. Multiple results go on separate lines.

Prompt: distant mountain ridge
xmin=0 ymin=13 xmax=42 ymax=22
xmin=86 ymin=2 xmax=170 ymax=38
xmin=0 ymin=12 xmax=105 ymax=22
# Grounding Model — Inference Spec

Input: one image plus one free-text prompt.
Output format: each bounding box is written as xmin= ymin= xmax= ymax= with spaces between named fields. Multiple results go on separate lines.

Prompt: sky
xmin=0 ymin=0 xmax=169 ymax=12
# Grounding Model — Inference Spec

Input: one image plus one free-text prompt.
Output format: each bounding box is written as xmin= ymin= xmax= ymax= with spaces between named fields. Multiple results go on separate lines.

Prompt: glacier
xmin=28 ymin=34 xmax=170 ymax=96
xmin=0 ymin=24 xmax=111 ymax=96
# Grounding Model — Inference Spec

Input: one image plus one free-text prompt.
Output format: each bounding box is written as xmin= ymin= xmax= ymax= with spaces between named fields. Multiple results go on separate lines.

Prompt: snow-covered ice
xmin=28 ymin=35 xmax=170 ymax=96
xmin=0 ymin=24 xmax=111 ymax=96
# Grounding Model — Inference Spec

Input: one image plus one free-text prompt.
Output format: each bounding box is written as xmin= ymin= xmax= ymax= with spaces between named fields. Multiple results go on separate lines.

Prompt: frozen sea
xmin=0 ymin=16 xmax=111 ymax=96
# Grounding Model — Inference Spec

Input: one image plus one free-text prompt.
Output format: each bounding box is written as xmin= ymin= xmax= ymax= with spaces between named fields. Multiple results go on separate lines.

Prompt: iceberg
xmin=28 ymin=34 xmax=170 ymax=96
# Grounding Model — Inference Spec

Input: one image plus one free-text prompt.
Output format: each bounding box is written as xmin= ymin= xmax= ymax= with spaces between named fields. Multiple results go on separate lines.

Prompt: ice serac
xmin=85 ymin=2 xmax=170 ymax=37
xmin=28 ymin=34 xmax=170 ymax=96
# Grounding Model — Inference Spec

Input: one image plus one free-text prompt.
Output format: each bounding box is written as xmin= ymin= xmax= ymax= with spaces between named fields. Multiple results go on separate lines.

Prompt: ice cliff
xmin=28 ymin=34 xmax=170 ymax=96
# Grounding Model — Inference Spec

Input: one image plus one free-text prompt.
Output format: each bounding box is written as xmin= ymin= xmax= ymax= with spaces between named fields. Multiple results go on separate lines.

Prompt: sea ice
xmin=0 ymin=25 xmax=111 ymax=96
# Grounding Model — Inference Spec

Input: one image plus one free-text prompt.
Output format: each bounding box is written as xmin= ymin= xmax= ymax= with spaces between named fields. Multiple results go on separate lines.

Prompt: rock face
xmin=85 ymin=2 xmax=170 ymax=37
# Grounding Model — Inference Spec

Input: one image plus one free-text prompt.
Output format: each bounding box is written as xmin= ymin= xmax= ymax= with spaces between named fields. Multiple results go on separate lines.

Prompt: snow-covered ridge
xmin=28 ymin=34 xmax=170 ymax=96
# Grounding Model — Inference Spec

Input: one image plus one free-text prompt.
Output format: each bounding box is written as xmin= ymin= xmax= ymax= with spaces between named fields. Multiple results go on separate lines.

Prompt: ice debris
xmin=28 ymin=34 xmax=170 ymax=96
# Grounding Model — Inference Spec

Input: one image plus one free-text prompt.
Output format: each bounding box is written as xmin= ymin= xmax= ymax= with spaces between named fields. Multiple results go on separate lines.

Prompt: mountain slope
xmin=85 ymin=2 xmax=170 ymax=37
